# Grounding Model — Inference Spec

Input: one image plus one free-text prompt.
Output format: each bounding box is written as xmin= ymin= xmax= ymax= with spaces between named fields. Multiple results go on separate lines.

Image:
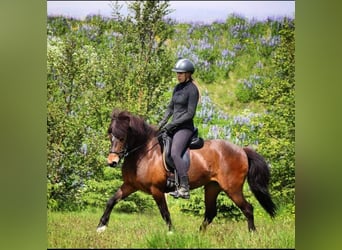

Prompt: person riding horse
xmin=158 ymin=58 xmax=200 ymax=199
xmin=99 ymin=109 xmax=276 ymax=233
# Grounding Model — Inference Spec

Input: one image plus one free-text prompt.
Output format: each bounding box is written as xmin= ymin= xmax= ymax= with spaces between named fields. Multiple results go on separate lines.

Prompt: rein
xmin=124 ymin=143 xmax=146 ymax=157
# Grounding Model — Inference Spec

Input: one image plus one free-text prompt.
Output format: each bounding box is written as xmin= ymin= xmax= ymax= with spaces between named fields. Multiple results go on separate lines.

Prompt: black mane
xmin=109 ymin=109 xmax=158 ymax=148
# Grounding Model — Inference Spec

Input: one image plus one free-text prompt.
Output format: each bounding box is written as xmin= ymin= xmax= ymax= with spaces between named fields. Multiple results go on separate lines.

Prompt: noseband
xmin=109 ymin=133 xmax=128 ymax=160
xmin=109 ymin=148 xmax=128 ymax=158
xmin=109 ymin=133 xmax=159 ymax=164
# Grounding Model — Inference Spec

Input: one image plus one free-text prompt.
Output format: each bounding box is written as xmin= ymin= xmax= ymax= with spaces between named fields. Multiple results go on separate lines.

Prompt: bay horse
xmin=96 ymin=109 xmax=276 ymax=233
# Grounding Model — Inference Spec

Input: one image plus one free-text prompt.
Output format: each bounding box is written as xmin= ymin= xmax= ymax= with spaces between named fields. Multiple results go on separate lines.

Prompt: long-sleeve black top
xmin=159 ymin=80 xmax=199 ymax=132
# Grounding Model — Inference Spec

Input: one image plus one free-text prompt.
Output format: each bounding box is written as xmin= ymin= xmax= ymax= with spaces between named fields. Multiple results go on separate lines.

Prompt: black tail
xmin=243 ymin=147 xmax=277 ymax=218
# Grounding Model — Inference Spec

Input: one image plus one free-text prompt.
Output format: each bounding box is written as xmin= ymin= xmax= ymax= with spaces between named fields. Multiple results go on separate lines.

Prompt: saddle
xmin=158 ymin=128 xmax=204 ymax=192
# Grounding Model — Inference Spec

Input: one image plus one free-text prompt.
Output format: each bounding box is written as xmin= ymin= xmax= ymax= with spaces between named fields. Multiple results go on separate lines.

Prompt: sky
xmin=47 ymin=1 xmax=295 ymax=23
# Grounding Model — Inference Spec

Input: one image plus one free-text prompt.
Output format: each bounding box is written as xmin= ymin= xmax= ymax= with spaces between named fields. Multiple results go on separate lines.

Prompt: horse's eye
xmin=111 ymin=135 xmax=124 ymax=142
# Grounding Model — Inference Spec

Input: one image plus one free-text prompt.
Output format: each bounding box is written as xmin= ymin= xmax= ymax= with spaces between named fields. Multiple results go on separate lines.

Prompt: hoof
xmin=96 ymin=225 xmax=107 ymax=233
xmin=200 ymin=221 xmax=209 ymax=231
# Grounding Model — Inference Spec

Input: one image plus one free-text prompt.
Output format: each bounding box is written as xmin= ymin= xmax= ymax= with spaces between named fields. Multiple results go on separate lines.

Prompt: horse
xmin=96 ymin=109 xmax=276 ymax=233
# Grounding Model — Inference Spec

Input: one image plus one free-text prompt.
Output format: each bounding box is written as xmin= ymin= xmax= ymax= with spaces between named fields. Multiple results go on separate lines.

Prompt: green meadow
xmin=48 ymin=208 xmax=294 ymax=249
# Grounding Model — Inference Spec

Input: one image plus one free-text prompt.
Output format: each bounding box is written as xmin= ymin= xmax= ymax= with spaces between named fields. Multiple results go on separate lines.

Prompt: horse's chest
xmin=122 ymin=167 xmax=148 ymax=184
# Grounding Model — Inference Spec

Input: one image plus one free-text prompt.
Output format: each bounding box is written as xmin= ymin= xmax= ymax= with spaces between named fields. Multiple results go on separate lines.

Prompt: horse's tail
xmin=243 ymin=147 xmax=277 ymax=218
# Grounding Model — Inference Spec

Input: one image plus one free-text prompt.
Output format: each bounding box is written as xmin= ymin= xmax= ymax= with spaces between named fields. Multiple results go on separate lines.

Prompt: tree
xmin=109 ymin=0 xmax=176 ymax=120
xmin=256 ymin=18 xmax=295 ymax=206
xmin=47 ymin=1 xmax=177 ymax=210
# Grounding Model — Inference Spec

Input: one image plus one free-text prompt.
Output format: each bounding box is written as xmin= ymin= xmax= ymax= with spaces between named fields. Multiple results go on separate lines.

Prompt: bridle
xmin=109 ymin=133 xmax=160 ymax=164
xmin=109 ymin=148 xmax=128 ymax=158
xmin=109 ymin=134 xmax=128 ymax=159
xmin=109 ymin=143 xmax=145 ymax=159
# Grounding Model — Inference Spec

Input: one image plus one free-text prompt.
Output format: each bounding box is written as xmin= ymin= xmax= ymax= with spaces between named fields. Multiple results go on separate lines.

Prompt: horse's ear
xmin=111 ymin=108 xmax=122 ymax=120
xmin=117 ymin=112 xmax=131 ymax=127
xmin=128 ymin=115 xmax=137 ymax=131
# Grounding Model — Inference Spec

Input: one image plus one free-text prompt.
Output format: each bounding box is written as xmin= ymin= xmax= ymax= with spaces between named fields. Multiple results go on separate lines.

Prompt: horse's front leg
xmin=151 ymin=188 xmax=173 ymax=232
xmin=97 ymin=183 xmax=135 ymax=233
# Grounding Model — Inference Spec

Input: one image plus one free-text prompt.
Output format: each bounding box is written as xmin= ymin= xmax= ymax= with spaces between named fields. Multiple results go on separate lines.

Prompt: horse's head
xmin=106 ymin=109 xmax=157 ymax=167
xmin=107 ymin=111 xmax=130 ymax=167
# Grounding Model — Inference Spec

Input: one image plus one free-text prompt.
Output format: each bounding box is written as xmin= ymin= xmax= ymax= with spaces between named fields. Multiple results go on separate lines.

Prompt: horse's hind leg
xmin=200 ymin=182 xmax=222 ymax=232
xmin=97 ymin=183 xmax=135 ymax=233
xmin=224 ymin=188 xmax=256 ymax=231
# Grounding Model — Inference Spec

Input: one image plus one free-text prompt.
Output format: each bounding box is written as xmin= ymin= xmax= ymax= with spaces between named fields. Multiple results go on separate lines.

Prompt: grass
xmin=47 ymin=207 xmax=295 ymax=249
xmin=198 ymin=72 xmax=266 ymax=116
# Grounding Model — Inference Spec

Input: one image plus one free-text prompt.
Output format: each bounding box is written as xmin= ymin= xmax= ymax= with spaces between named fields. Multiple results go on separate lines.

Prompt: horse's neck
xmin=128 ymin=134 xmax=154 ymax=153
xmin=123 ymin=137 xmax=156 ymax=169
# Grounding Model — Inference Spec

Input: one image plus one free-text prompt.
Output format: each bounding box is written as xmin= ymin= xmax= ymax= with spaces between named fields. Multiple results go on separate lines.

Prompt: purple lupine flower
xmin=95 ymin=82 xmax=105 ymax=89
xmin=80 ymin=143 xmax=88 ymax=155
xmin=255 ymin=61 xmax=263 ymax=69
xmin=209 ymin=125 xmax=220 ymax=139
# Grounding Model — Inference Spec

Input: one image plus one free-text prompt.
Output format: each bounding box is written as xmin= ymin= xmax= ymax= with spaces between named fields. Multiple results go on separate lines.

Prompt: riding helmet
xmin=172 ymin=58 xmax=195 ymax=74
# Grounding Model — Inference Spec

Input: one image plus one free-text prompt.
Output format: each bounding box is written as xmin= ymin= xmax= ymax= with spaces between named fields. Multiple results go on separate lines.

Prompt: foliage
xmin=47 ymin=3 xmax=295 ymax=217
xmin=256 ymin=18 xmax=295 ymax=207
xmin=179 ymin=18 xmax=294 ymax=216
xmin=172 ymin=14 xmax=283 ymax=86
xmin=47 ymin=1 xmax=175 ymax=210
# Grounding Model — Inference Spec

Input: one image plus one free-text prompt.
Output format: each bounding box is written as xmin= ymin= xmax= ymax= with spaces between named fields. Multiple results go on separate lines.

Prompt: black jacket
xmin=159 ymin=80 xmax=199 ymax=133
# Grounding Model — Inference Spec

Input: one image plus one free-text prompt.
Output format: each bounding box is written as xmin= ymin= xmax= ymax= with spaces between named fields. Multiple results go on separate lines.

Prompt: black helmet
xmin=172 ymin=58 xmax=195 ymax=73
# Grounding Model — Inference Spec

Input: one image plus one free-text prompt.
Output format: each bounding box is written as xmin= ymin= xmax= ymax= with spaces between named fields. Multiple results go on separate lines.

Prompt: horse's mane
xmin=109 ymin=109 xmax=157 ymax=143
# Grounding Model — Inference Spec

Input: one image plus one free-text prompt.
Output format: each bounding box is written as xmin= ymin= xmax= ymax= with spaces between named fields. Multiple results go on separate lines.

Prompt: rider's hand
xmin=163 ymin=124 xmax=175 ymax=136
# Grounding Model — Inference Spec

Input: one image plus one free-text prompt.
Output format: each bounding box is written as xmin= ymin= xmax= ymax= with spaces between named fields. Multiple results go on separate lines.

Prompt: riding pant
xmin=170 ymin=128 xmax=193 ymax=177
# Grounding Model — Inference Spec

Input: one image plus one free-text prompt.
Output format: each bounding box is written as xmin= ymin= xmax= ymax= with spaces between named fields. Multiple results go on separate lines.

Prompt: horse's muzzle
xmin=108 ymin=161 xmax=118 ymax=168
xmin=107 ymin=154 xmax=119 ymax=167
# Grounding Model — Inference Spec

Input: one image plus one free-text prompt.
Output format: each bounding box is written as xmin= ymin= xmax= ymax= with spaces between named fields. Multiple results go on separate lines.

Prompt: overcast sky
xmin=47 ymin=1 xmax=295 ymax=23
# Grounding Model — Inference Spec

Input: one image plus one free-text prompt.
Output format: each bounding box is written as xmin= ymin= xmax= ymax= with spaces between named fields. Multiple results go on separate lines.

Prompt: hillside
xmin=199 ymin=73 xmax=266 ymax=115
xmin=170 ymin=18 xmax=283 ymax=116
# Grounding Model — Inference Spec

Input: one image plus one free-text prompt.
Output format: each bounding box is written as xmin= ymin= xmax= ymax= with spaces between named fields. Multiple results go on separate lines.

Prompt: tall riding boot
xmin=169 ymin=176 xmax=190 ymax=199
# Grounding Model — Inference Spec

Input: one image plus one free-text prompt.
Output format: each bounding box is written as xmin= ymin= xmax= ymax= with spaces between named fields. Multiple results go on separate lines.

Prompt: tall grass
xmin=47 ymin=208 xmax=294 ymax=248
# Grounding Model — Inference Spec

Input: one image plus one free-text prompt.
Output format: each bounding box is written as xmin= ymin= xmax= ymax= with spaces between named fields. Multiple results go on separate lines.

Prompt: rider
xmin=158 ymin=58 xmax=200 ymax=199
